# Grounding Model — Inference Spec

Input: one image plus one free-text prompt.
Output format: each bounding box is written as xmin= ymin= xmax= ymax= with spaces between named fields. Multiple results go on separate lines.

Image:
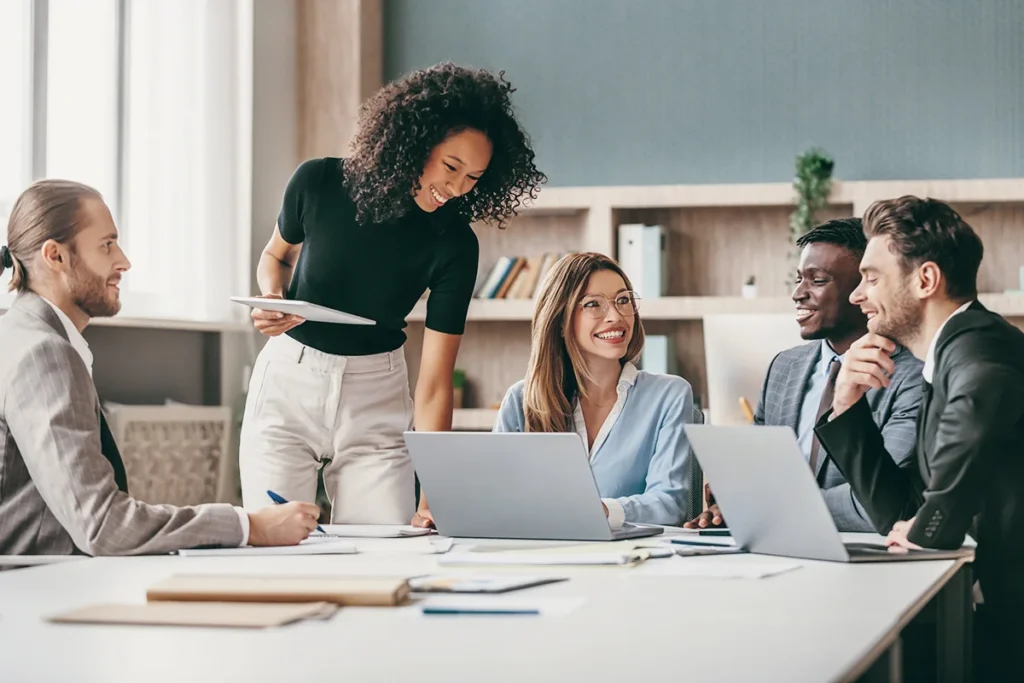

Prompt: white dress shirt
xmin=42 ymin=299 xmax=94 ymax=376
xmin=922 ymin=301 xmax=974 ymax=384
xmin=41 ymin=297 xmax=250 ymax=545
xmin=572 ymin=362 xmax=640 ymax=530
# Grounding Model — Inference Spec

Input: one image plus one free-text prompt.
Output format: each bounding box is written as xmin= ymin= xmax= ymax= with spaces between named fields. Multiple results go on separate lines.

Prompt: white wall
xmin=251 ymin=0 xmax=298 ymax=279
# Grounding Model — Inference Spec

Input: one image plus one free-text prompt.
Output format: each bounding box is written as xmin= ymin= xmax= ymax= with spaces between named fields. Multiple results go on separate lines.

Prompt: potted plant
xmin=742 ymin=275 xmax=757 ymax=299
xmin=452 ymin=368 xmax=466 ymax=410
xmin=790 ymin=148 xmax=835 ymax=244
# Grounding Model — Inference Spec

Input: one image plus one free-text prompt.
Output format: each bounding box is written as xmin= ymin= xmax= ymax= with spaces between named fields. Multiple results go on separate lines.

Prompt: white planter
xmin=741 ymin=284 xmax=758 ymax=299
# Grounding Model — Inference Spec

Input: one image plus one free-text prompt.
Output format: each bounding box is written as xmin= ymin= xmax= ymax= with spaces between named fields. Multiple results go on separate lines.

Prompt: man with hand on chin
xmin=814 ymin=196 xmax=1024 ymax=679
xmin=685 ymin=219 xmax=922 ymax=531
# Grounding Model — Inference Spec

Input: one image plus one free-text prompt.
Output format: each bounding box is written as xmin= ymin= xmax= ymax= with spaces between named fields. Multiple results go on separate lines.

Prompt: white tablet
xmin=230 ymin=297 xmax=375 ymax=325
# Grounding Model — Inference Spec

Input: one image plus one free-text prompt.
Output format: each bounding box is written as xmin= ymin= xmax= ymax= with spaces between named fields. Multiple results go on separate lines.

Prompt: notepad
xmin=438 ymin=550 xmax=649 ymax=567
xmin=146 ymin=574 xmax=412 ymax=607
xmin=49 ymin=601 xmax=338 ymax=628
xmin=176 ymin=537 xmax=357 ymax=557
xmin=408 ymin=575 xmax=568 ymax=593
xmin=628 ymin=558 xmax=801 ymax=579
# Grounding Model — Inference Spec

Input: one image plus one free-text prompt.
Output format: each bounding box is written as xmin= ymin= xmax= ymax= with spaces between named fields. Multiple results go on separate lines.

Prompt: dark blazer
xmin=815 ymin=301 xmax=1024 ymax=615
xmin=756 ymin=341 xmax=923 ymax=531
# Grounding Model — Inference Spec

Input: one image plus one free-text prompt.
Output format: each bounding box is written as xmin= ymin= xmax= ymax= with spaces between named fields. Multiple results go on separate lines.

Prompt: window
xmin=46 ymin=0 xmax=119 ymax=208
xmin=0 ymin=1 xmax=32 ymax=224
xmin=2 ymin=0 xmax=252 ymax=322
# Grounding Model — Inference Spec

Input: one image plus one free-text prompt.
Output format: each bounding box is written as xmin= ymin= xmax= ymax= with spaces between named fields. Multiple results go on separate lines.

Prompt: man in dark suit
xmin=686 ymin=219 xmax=923 ymax=531
xmin=814 ymin=196 xmax=1024 ymax=678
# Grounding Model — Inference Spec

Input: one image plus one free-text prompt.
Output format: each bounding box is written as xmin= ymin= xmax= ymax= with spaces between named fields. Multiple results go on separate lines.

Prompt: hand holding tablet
xmin=232 ymin=295 xmax=375 ymax=335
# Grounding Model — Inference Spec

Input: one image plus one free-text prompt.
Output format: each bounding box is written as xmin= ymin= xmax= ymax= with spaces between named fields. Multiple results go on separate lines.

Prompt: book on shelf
xmin=475 ymin=252 xmax=565 ymax=300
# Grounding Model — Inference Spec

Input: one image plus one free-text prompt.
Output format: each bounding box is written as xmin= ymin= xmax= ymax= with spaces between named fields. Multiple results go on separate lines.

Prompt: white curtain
xmin=1 ymin=0 xmax=253 ymax=322
xmin=121 ymin=0 xmax=252 ymax=321
xmin=0 ymin=1 xmax=32 ymax=228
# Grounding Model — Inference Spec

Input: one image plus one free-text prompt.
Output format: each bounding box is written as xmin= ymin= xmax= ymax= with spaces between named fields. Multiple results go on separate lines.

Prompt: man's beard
xmin=68 ymin=261 xmax=120 ymax=318
xmin=872 ymin=285 xmax=922 ymax=348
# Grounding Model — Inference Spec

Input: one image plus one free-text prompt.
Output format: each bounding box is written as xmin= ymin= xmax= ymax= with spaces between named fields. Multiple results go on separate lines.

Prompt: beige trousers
xmin=239 ymin=334 xmax=415 ymax=524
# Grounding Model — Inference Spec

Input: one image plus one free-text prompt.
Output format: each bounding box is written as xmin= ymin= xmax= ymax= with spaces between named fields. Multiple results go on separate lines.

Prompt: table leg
xmin=860 ymin=637 xmax=903 ymax=683
xmin=936 ymin=564 xmax=973 ymax=683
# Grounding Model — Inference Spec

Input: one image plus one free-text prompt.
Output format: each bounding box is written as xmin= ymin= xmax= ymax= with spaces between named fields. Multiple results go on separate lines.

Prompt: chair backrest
xmin=106 ymin=404 xmax=231 ymax=505
xmin=682 ymin=404 xmax=705 ymax=522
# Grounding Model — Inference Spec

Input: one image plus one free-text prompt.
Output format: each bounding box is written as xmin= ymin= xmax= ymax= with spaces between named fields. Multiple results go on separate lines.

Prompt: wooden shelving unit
xmin=402 ymin=178 xmax=1024 ymax=431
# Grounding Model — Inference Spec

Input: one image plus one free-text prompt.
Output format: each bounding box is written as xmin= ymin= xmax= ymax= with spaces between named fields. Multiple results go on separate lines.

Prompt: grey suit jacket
xmin=754 ymin=340 xmax=923 ymax=532
xmin=0 ymin=292 xmax=243 ymax=555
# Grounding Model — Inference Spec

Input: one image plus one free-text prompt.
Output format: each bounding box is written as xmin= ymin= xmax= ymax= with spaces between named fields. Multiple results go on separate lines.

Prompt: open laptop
xmin=683 ymin=424 xmax=972 ymax=562
xmin=403 ymin=432 xmax=663 ymax=541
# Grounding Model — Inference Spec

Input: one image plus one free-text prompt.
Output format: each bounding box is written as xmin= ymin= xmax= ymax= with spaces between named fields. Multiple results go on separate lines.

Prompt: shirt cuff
xmin=603 ymin=498 xmax=626 ymax=531
xmin=233 ymin=506 xmax=250 ymax=546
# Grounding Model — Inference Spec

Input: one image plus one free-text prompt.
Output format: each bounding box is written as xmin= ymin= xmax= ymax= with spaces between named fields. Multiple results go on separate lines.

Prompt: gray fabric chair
xmin=682 ymin=405 xmax=705 ymax=522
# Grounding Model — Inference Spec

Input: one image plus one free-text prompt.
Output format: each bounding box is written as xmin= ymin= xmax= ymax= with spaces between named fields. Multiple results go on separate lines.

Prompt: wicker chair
xmin=105 ymin=404 xmax=232 ymax=505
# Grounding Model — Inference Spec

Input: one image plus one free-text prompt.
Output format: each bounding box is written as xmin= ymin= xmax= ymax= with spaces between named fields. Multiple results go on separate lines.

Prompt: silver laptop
xmin=403 ymin=432 xmax=663 ymax=541
xmin=683 ymin=425 xmax=972 ymax=562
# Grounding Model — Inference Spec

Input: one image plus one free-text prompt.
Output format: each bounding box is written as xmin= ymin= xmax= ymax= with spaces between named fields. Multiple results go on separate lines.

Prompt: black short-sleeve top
xmin=276 ymin=158 xmax=479 ymax=356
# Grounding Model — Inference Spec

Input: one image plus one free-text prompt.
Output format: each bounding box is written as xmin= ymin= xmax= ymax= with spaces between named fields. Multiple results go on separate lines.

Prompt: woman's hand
xmin=250 ymin=293 xmax=304 ymax=337
xmin=411 ymin=508 xmax=436 ymax=529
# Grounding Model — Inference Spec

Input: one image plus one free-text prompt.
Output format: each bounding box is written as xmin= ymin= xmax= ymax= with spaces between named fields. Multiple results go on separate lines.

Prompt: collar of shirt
xmin=922 ymin=300 xmax=973 ymax=384
xmin=41 ymin=297 xmax=93 ymax=377
xmin=819 ymin=339 xmax=844 ymax=375
xmin=573 ymin=362 xmax=639 ymax=457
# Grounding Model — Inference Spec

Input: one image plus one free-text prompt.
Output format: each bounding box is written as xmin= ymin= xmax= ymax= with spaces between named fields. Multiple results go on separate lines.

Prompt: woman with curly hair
xmin=493 ymin=253 xmax=695 ymax=527
xmin=239 ymin=63 xmax=545 ymax=526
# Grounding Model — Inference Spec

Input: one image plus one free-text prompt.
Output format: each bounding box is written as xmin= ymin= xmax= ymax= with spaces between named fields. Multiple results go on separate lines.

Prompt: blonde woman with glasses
xmin=493 ymin=252 xmax=694 ymax=528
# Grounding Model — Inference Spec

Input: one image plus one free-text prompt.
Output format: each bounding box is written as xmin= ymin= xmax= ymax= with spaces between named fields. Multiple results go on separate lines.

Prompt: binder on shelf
xmin=641 ymin=334 xmax=678 ymax=375
xmin=617 ymin=224 xmax=666 ymax=298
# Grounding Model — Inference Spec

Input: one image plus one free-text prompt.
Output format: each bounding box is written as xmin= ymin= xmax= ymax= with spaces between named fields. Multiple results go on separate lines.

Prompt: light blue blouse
xmin=493 ymin=364 xmax=694 ymax=525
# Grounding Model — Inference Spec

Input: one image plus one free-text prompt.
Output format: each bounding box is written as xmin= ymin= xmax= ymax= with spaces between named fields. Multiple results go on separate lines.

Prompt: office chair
xmin=683 ymin=404 xmax=705 ymax=522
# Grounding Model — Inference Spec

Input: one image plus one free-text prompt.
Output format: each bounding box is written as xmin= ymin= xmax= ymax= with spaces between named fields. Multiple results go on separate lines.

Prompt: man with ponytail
xmin=0 ymin=180 xmax=319 ymax=556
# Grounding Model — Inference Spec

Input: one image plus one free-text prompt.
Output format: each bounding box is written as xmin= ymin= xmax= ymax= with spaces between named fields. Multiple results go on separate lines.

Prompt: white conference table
xmin=0 ymin=531 xmax=973 ymax=683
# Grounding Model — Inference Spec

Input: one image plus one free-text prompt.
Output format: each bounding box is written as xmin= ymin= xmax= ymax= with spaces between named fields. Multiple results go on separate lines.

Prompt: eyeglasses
xmin=578 ymin=292 xmax=640 ymax=319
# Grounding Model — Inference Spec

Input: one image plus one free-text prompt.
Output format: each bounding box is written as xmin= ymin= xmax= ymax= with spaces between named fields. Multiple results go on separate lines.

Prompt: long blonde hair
xmin=523 ymin=252 xmax=645 ymax=433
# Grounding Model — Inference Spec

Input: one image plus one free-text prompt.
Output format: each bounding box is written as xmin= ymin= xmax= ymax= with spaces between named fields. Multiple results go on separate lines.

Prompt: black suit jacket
xmin=815 ymin=301 xmax=1024 ymax=613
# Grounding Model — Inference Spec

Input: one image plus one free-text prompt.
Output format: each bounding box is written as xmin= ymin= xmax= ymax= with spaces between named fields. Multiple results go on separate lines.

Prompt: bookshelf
xmin=401 ymin=178 xmax=1024 ymax=431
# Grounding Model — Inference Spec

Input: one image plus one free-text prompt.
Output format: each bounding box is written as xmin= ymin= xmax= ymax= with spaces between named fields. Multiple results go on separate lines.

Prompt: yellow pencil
xmin=739 ymin=396 xmax=754 ymax=423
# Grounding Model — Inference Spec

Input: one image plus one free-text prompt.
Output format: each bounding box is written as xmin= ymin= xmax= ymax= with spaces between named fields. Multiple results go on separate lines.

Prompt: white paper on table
xmin=352 ymin=537 xmax=454 ymax=555
xmin=313 ymin=524 xmax=434 ymax=538
xmin=415 ymin=596 xmax=586 ymax=617
xmin=627 ymin=557 xmax=801 ymax=579
xmin=438 ymin=550 xmax=644 ymax=567
xmin=176 ymin=537 xmax=358 ymax=557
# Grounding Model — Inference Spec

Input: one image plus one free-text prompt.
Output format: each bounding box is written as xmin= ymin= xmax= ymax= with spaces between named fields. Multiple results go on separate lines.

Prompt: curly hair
xmin=344 ymin=62 xmax=547 ymax=227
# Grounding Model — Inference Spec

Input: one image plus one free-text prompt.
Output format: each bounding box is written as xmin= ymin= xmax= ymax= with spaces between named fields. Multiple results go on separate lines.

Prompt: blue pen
xmin=422 ymin=607 xmax=540 ymax=616
xmin=267 ymin=490 xmax=325 ymax=534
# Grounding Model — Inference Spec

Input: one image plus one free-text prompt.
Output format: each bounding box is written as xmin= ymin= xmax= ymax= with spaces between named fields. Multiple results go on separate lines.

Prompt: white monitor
xmin=703 ymin=313 xmax=805 ymax=425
